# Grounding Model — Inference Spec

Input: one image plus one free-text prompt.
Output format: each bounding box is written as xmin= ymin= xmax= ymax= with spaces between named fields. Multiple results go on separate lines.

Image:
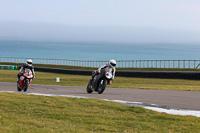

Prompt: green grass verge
xmin=1 ymin=69 xmax=200 ymax=91
xmin=1 ymin=62 xmax=200 ymax=71
xmin=0 ymin=92 xmax=200 ymax=133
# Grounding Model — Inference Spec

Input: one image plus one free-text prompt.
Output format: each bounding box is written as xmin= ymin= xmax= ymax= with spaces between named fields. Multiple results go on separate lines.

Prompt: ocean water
xmin=0 ymin=40 xmax=200 ymax=61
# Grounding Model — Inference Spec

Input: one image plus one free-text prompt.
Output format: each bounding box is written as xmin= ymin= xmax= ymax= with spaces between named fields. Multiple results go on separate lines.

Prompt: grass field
xmin=0 ymin=92 xmax=200 ymax=133
xmin=1 ymin=69 xmax=200 ymax=91
xmin=1 ymin=65 xmax=200 ymax=132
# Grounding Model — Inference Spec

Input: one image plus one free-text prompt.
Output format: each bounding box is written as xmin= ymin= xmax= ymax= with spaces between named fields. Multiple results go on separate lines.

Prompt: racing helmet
xmin=26 ymin=59 xmax=33 ymax=66
xmin=109 ymin=59 xmax=116 ymax=67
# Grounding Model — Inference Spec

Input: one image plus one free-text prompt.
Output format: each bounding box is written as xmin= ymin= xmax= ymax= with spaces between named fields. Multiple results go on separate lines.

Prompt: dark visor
xmin=111 ymin=63 xmax=116 ymax=66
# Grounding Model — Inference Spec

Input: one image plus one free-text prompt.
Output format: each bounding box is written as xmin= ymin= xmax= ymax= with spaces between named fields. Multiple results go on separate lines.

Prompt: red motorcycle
xmin=17 ymin=68 xmax=33 ymax=92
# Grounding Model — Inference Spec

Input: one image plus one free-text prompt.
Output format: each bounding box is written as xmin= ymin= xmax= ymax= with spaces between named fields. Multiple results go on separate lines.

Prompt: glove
xmin=92 ymin=70 xmax=97 ymax=76
xmin=17 ymin=73 xmax=22 ymax=78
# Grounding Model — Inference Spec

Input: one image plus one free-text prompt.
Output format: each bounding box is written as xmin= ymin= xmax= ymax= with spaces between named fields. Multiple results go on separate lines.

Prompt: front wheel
xmin=97 ymin=80 xmax=107 ymax=94
xmin=86 ymin=80 xmax=93 ymax=94
xmin=23 ymin=79 xmax=29 ymax=92
xmin=17 ymin=84 xmax=22 ymax=91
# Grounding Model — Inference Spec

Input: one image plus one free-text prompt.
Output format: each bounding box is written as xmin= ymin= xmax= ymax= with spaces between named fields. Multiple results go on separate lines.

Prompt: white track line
xmin=1 ymin=91 xmax=200 ymax=117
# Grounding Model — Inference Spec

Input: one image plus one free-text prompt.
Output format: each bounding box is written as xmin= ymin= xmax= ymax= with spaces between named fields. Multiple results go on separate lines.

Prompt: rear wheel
xmin=97 ymin=80 xmax=107 ymax=94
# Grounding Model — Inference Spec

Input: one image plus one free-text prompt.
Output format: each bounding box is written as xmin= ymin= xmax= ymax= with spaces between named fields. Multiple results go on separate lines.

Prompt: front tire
xmin=17 ymin=84 xmax=22 ymax=91
xmin=23 ymin=79 xmax=29 ymax=92
xmin=97 ymin=80 xmax=107 ymax=94
xmin=86 ymin=83 xmax=93 ymax=93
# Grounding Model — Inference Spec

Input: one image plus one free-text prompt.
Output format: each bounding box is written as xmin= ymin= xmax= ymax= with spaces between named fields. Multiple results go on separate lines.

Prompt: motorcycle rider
xmin=91 ymin=59 xmax=116 ymax=84
xmin=17 ymin=59 xmax=35 ymax=83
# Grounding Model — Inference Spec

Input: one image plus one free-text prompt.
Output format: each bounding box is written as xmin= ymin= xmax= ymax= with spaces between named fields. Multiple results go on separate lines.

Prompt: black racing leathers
xmin=17 ymin=64 xmax=35 ymax=80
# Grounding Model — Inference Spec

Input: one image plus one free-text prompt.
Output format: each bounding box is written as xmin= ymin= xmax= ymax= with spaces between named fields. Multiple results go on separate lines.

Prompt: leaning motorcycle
xmin=17 ymin=68 xmax=33 ymax=92
xmin=86 ymin=67 xmax=113 ymax=94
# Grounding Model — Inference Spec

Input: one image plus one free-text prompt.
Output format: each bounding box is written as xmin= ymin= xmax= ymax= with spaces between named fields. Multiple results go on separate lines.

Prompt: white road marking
xmin=1 ymin=91 xmax=200 ymax=117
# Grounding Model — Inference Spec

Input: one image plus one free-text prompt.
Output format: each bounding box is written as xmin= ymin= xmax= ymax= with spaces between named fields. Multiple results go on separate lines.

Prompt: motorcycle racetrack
xmin=1 ymin=81 xmax=200 ymax=117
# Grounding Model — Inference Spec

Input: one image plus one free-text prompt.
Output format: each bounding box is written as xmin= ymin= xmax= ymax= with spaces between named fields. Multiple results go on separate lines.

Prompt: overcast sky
xmin=0 ymin=0 xmax=200 ymax=44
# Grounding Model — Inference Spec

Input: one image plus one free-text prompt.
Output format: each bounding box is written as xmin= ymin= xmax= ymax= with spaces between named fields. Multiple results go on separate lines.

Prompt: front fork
xmin=19 ymin=77 xmax=31 ymax=89
xmin=20 ymin=76 xmax=24 ymax=89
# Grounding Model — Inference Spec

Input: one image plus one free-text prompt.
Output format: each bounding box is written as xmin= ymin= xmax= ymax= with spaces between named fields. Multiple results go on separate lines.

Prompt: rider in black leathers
xmin=17 ymin=59 xmax=35 ymax=83
xmin=91 ymin=59 xmax=116 ymax=84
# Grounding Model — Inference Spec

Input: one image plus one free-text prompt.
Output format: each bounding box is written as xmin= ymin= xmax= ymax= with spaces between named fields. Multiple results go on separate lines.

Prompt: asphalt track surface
xmin=1 ymin=82 xmax=200 ymax=111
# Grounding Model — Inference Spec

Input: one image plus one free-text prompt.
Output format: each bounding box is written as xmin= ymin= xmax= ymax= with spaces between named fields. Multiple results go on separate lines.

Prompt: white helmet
xmin=109 ymin=59 xmax=116 ymax=67
xmin=26 ymin=59 xmax=33 ymax=66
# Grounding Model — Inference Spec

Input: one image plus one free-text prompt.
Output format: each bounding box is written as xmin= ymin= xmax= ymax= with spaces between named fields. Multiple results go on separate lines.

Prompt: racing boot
xmin=16 ymin=78 xmax=20 ymax=84
xmin=16 ymin=73 xmax=21 ymax=84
